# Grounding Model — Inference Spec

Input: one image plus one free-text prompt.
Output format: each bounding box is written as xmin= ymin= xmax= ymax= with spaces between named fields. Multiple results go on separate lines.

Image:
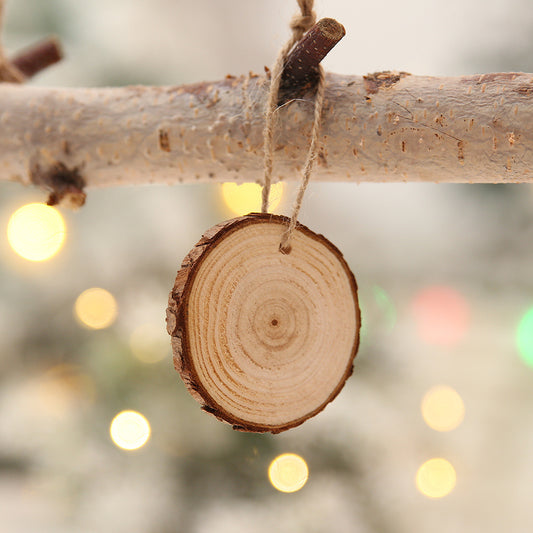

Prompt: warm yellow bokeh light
xmin=221 ymin=182 xmax=284 ymax=216
xmin=130 ymin=323 xmax=169 ymax=363
xmin=268 ymin=453 xmax=309 ymax=493
xmin=74 ymin=288 xmax=118 ymax=329
xmin=421 ymin=385 xmax=465 ymax=432
xmin=20 ymin=365 xmax=95 ymax=422
xmin=416 ymin=458 xmax=456 ymax=499
xmin=7 ymin=203 xmax=66 ymax=261
xmin=110 ymin=410 xmax=151 ymax=450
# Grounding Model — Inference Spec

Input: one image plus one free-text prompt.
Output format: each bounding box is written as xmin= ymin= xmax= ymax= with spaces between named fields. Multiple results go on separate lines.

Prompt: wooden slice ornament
xmin=167 ymin=3 xmax=359 ymax=432
xmin=166 ymin=213 xmax=361 ymax=433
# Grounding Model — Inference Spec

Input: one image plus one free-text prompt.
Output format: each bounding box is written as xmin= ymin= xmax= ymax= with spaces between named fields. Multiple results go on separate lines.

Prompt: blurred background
xmin=1 ymin=0 xmax=533 ymax=532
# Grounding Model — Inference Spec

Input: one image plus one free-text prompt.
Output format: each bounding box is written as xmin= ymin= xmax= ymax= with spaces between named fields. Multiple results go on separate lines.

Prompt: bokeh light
xmin=21 ymin=365 xmax=95 ymax=421
xmin=74 ymin=288 xmax=118 ymax=329
xmin=221 ymin=182 xmax=284 ymax=216
xmin=360 ymin=285 xmax=396 ymax=340
xmin=411 ymin=286 xmax=470 ymax=346
xmin=7 ymin=203 xmax=66 ymax=261
xmin=373 ymin=285 xmax=397 ymax=333
xmin=110 ymin=410 xmax=151 ymax=450
xmin=421 ymin=385 xmax=465 ymax=432
xmin=416 ymin=458 xmax=456 ymax=498
xmin=516 ymin=307 xmax=533 ymax=368
xmin=130 ymin=323 xmax=169 ymax=363
xmin=268 ymin=453 xmax=309 ymax=493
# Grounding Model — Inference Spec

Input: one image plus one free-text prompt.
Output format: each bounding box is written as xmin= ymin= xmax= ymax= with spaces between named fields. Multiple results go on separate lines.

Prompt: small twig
xmin=11 ymin=37 xmax=63 ymax=78
xmin=278 ymin=17 xmax=345 ymax=104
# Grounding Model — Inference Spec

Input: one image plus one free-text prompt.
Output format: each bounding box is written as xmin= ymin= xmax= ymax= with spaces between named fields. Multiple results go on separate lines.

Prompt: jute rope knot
xmin=290 ymin=13 xmax=316 ymax=36
xmin=261 ymin=0 xmax=325 ymax=254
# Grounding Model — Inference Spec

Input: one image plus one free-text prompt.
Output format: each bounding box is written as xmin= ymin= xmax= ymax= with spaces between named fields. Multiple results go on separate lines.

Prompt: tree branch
xmin=1 ymin=71 xmax=532 ymax=201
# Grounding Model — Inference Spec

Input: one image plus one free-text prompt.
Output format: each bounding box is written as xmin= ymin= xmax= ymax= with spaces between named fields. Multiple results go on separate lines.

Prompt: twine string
xmin=261 ymin=0 xmax=326 ymax=254
xmin=0 ymin=1 xmax=24 ymax=82
xmin=279 ymin=65 xmax=324 ymax=254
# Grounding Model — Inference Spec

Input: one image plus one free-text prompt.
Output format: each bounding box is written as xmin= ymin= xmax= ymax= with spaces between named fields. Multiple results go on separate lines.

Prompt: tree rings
xmin=166 ymin=213 xmax=361 ymax=433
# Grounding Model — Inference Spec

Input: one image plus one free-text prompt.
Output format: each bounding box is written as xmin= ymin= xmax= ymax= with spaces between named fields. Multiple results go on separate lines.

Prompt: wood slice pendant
xmin=166 ymin=213 xmax=361 ymax=433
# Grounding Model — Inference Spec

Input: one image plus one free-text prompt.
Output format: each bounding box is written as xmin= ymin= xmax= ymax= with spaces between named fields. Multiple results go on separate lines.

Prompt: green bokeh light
xmin=373 ymin=285 xmax=397 ymax=333
xmin=517 ymin=307 xmax=533 ymax=368
xmin=359 ymin=285 xmax=396 ymax=341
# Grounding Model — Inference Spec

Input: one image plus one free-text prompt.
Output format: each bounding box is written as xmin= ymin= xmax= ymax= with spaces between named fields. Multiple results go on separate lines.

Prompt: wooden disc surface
xmin=166 ymin=213 xmax=360 ymax=433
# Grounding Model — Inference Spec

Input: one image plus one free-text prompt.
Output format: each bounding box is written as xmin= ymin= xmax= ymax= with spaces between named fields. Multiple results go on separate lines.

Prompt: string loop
xmin=279 ymin=65 xmax=324 ymax=254
xmin=261 ymin=0 xmax=325 ymax=254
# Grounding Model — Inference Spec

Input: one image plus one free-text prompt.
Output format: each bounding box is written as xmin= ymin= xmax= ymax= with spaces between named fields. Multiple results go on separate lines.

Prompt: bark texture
xmin=1 ymin=71 xmax=533 ymax=195
xmin=166 ymin=213 xmax=360 ymax=433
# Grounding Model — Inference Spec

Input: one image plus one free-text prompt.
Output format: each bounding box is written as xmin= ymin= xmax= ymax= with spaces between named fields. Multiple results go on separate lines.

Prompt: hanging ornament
xmin=166 ymin=1 xmax=360 ymax=432
xmin=166 ymin=213 xmax=360 ymax=433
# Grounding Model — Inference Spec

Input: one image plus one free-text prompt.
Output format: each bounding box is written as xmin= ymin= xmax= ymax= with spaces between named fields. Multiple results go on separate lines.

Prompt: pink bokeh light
xmin=411 ymin=286 xmax=470 ymax=346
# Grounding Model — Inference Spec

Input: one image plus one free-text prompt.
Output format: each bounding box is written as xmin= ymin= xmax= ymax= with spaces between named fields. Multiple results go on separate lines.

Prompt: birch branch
xmin=1 ymin=70 xmax=533 ymax=202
